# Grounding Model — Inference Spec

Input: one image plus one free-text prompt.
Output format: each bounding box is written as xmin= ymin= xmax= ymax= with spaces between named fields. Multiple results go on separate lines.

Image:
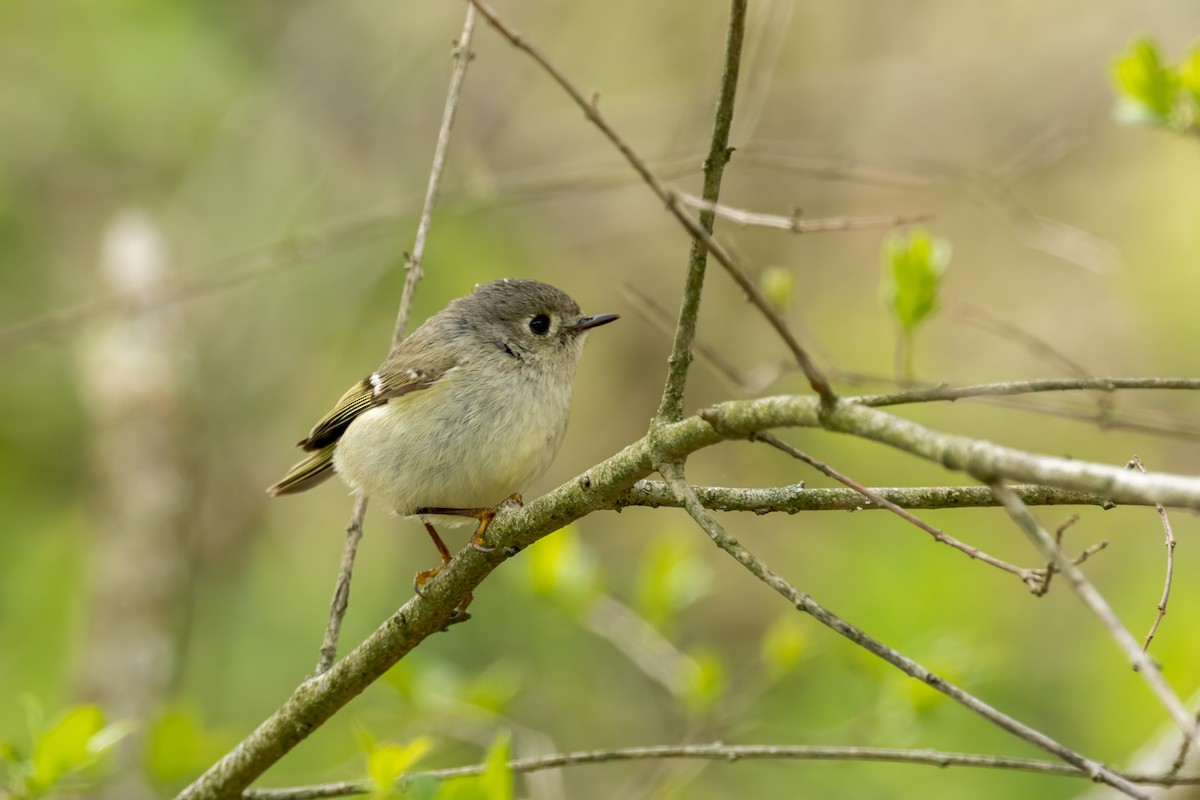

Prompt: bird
xmin=268 ymin=278 xmax=618 ymax=594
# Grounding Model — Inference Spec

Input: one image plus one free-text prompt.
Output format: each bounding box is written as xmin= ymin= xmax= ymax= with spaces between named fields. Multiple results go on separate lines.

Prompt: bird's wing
xmin=297 ymin=347 xmax=458 ymax=451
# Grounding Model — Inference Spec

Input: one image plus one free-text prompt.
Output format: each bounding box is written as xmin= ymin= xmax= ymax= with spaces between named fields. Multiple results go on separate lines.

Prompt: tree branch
xmin=1127 ymin=456 xmax=1176 ymax=654
xmin=988 ymin=481 xmax=1197 ymax=744
xmin=315 ymin=496 xmax=367 ymax=674
xmin=241 ymin=743 xmax=1200 ymax=799
xmin=465 ymin=0 xmax=836 ymax=407
xmin=855 ymin=377 xmax=1200 ymax=407
xmin=611 ymin=480 xmax=1118 ymax=513
xmin=672 ymin=191 xmax=933 ymax=234
xmin=178 ymin=392 xmax=1200 ymax=799
xmin=655 ymin=461 xmax=1151 ymax=799
xmin=752 ymin=433 xmax=1036 ymax=585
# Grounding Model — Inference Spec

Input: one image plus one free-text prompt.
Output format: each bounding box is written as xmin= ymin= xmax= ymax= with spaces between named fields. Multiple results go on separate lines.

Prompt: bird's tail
xmin=267 ymin=443 xmax=337 ymax=496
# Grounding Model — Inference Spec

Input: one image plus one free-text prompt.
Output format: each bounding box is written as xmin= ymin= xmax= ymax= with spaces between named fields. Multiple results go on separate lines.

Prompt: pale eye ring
xmin=529 ymin=314 xmax=551 ymax=335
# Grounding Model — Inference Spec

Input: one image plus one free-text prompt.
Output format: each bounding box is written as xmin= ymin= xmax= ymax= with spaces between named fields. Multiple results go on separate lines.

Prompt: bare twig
xmin=620 ymin=283 xmax=766 ymax=394
xmin=466 ymin=0 xmax=836 ymax=409
xmin=315 ymin=496 xmax=367 ymax=674
xmin=952 ymin=304 xmax=1094 ymax=380
xmin=655 ymin=462 xmax=1151 ymax=799
xmin=611 ymin=480 xmax=1120 ymax=514
xmin=1170 ymin=711 xmax=1200 ymax=779
xmin=988 ymin=481 xmax=1197 ymax=745
xmin=1072 ymin=540 xmax=1108 ymax=566
xmin=673 ymin=191 xmax=932 ymax=234
xmin=654 ymin=0 xmax=745 ymax=423
xmin=316 ymin=6 xmax=478 ymax=675
xmin=952 ymin=304 xmax=1117 ymax=422
xmin=733 ymin=144 xmax=1121 ymax=274
xmin=832 ymin=370 xmax=1200 ymax=441
xmin=1032 ymin=514 xmax=1078 ymax=597
xmin=583 ymin=595 xmax=697 ymax=698
xmin=392 ymin=4 xmax=476 ymax=348
xmin=751 ymin=433 xmax=1036 ymax=584
xmin=1127 ymin=457 xmax=1176 ymax=654
xmin=240 ymin=743 xmax=1200 ymax=799
xmin=854 ymin=377 xmax=1200 ymax=407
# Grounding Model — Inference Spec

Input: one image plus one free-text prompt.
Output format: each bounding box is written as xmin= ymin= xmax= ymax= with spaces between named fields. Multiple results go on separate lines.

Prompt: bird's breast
xmin=332 ymin=365 xmax=574 ymax=515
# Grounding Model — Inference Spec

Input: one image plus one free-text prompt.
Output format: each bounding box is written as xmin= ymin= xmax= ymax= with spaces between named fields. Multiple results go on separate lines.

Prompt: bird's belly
xmin=332 ymin=379 xmax=569 ymax=516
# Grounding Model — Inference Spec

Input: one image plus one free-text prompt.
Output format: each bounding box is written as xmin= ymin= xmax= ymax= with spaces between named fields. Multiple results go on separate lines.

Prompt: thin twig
xmin=734 ymin=144 xmax=1122 ymax=274
xmin=673 ymin=191 xmax=932 ymax=234
xmin=1032 ymin=514 xmax=1078 ymax=597
xmin=611 ymin=480 xmax=1120 ymax=514
xmin=833 ymin=370 xmax=1200 ymax=440
xmin=316 ymin=497 xmax=367 ymax=674
xmin=316 ymin=7 xmax=478 ymax=675
xmin=654 ymin=461 xmax=1150 ymax=799
xmin=751 ymin=433 xmax=1036 ymax=585
xmin=620 ymin=283 xmax=763 ymax=394
xmin=466 ymin=0 xmax=837 ymax=409
xmin=951 ymin=304 xmax=1095 ymax=380
xmin=854 ymin=377 xmax=1200 ymax=407
xmin=1170 ymin=711 xmax=1200 ymax=778
xmin=655 ymin=0 xmax=746 ymax=423
xmin=583 ymin=595 xmax=697 ymax=698
xmin=240 ymin=743 xmax=1200 ymax=799
xmin=951 ymin=304 xmax=1118 ymax=423
xmin=988 ymin=481 xmax=1197 ymax=745
xmin=1128 ymin=454 xmax=1192 ymax=779
xmin=1072 ymin=540 xmax=1108 ymax=566
xmin=392 ymin=5 xmax=476 ymax=349
xmin=1127 ymin=457 xmax=1176 ymax=654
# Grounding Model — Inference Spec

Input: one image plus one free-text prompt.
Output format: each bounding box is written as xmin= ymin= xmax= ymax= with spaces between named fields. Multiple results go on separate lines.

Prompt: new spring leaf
xmin=882 ymin=229 xmax=950 ymax=334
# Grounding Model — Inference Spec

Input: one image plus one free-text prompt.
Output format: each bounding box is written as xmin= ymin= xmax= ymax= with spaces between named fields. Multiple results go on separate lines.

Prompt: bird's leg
xmin=412 ymin=497 xmax=523 ymax=609
xmin=416 ymin=506 xmax=496 ymax=553
xmin=413 ymin=521 xmax=455 ymax=599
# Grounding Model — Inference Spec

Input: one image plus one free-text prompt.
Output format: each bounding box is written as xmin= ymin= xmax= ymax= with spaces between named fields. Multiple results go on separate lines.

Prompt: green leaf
xmin=681 ymin=649 xmax=727 ymax=715
xmin=1111 ymin=38 xmax=1177 ymax=124
xmin=881 ymin=229 xmax=950 ymax=334
xmin=478 ymin=732 xmax=513 ymax=800
xmin=434 ymin=732 xmax=512 ymax=800
xmin=634 ymin=533 xmax=712 ymax=629
xmin=354 ymin=726 xmax=379 ymax=756
xmin=365 ymin=736 xmax=433 ymax=799
xmin=407 ymin=775 xmax=442 ymax=800
xmin=521 ymin=525 xmax=601 ymax=612
xmin=0 ymin=741 xmax=21 ymax=763
xmin=27 ymin=705 xmax=120 ymax=791
xmin=760 ymin=615 xmax=808 ymax=679
xmin=145 ymin=708 xmax=205 ymax=784
xmin=760 ymin=267 xmax=795 ymax=312
xmin=1178 ymin=45 xmax=1200 ymax=105
xmin=462 ymin=662 xmax=523 ymax=715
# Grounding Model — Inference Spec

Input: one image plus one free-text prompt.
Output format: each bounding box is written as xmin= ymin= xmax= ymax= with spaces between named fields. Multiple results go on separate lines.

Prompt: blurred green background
xmin=3 ymin=1 xmax=1200 ymax=798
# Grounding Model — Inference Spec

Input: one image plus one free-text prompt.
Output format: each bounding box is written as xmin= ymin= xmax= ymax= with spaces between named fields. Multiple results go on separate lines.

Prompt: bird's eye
xmin=529 ymin=314 xmax=551 ymax=335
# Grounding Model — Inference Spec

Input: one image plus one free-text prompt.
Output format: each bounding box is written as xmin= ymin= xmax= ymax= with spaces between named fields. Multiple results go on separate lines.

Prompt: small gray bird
xmin=269 ymin=278 xmax=617 ymax=589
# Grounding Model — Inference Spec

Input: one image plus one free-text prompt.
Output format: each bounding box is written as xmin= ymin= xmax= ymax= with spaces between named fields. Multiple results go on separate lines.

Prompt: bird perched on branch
xmin=269 ymin=278 xmax=618 ymax=595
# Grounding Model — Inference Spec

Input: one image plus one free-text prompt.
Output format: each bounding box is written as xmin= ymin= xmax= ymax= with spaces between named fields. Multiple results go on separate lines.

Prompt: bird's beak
xmin=566 ymin=313 xmax=619 ymax=332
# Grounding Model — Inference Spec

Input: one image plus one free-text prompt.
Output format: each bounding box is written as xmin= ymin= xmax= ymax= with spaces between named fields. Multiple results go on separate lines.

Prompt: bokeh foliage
xmin=3 ymin=3 xmax=1200 ymax=799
